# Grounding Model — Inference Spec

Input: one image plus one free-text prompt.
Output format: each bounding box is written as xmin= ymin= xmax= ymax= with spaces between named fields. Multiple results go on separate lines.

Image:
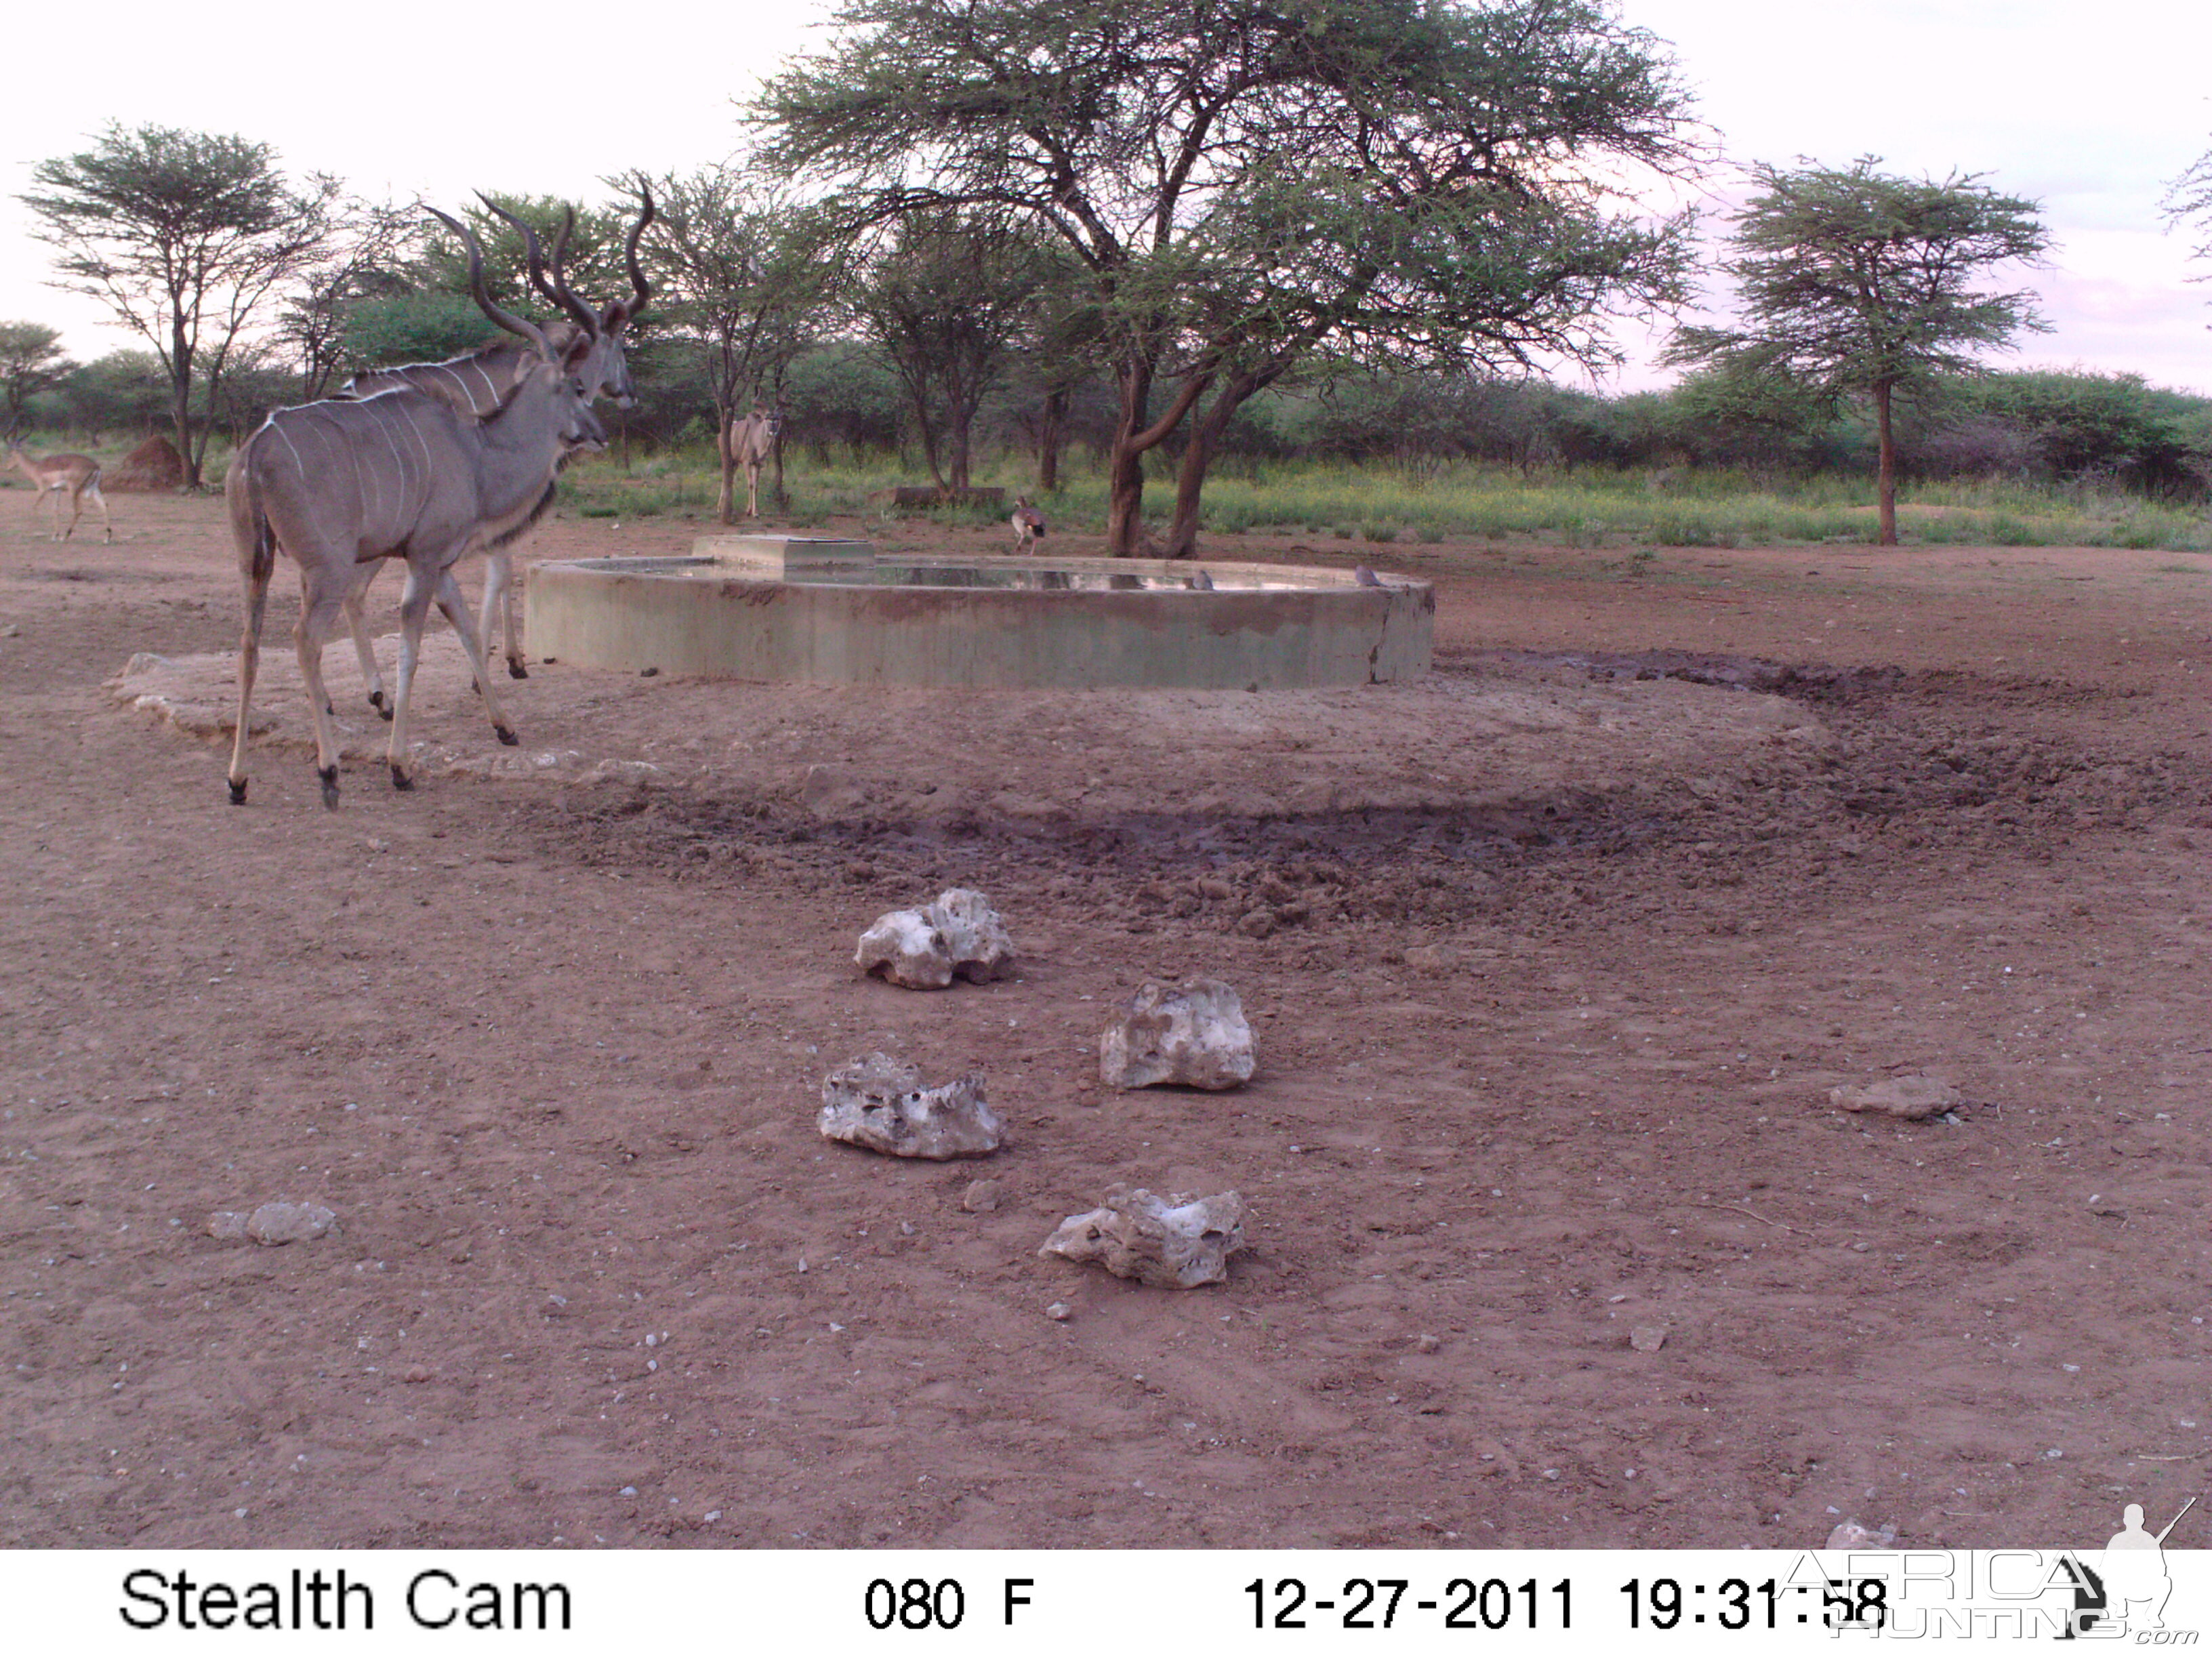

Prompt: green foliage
xmin=0 ymin=321 xmax=77 ymax=426
xmin=1666 ymin=157 xmax=2052 ymax=397
xmin=760 ymin=0 xmax=1705 ymax=551
xmin=19 ymin=122 xmax=341 ymax=483
xmin=337 ymin=293 xmax=499 ymax=373
xmin=49 ymin=350 xmax=169 ymax=436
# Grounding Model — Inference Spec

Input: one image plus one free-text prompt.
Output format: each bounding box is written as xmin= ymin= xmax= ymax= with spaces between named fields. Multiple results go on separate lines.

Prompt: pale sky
xmin=2 ymin=0 xmax=2208 ymax=394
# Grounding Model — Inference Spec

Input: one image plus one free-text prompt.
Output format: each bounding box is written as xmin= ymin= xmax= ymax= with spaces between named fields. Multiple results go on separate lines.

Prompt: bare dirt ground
xmin=3 ymin=491 xmax=2208 ymax=1551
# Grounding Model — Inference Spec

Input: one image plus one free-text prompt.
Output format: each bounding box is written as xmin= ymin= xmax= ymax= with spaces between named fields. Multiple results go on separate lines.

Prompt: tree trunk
xmin=946 ymin=415 xmax=970 ymax=493
xmin=1102 ymin=351 xmax=1215 ymax=555
xmin=1875 ymin=379 xmax=1898 ymax=547
xmin=168 ymin=322 xmax=197 ymax=491
xmin=1104 ymin=433 xmax=1149 ymax=554
xmin=1037 ymin=386 xmax=1067 ymax=493
xmin=1162 ymin=373 xmax=1267 ymax=557
xmin=773 ymin=426 xmax=787 ymax=512
xmin=1104 ymin=360 xmax=1154 ymax=555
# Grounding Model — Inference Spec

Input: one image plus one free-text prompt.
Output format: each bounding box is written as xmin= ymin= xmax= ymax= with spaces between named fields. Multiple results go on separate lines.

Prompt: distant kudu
xmin=337 ymin=190 xmax=652 ymax=691
xmin=724 ymin=407 xmax=782 ymax=518
xmin=5 ymin=431 xmax=112 ymax=542
xmin=225 ymin=208 xmax=605 ymax=808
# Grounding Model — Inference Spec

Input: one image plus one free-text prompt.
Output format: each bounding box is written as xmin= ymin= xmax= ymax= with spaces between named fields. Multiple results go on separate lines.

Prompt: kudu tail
xmin=226 ymin=434 xmax=279 ymax=804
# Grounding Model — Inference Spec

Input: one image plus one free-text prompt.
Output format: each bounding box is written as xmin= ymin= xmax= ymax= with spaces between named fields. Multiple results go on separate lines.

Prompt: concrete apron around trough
xmin=523 ymin=536 xmax=1434 ymax=690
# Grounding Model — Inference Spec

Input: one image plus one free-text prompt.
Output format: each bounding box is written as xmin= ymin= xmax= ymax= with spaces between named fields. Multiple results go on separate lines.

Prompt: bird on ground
xmin=1012 ymin=495 xmax=1046 ymax=553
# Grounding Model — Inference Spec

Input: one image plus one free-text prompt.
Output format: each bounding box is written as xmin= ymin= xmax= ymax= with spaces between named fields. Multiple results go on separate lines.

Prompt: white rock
xmin=1099 ymin=978 xmax=1255 ymax=1090
xmin=855 ymin=888 xmax=1015 ymax=989
xmin=244 ymin=1201 xmax=336 ymax=1245
xmin=931 ymin=889 xmax=1016 ymax=983
xmin=1629 ymin=1325 xmax=1670 ymax=1353
xmin=855 ymin=909 xmax=954 ymax=989
xmin=1039 ymin=1185 xmax=1248 ymax=1288
xmin=1830 ymin=1075 xmax=1961 ymax=1120
xmin=817 ymin=1053 xmax=1003 ymax=1160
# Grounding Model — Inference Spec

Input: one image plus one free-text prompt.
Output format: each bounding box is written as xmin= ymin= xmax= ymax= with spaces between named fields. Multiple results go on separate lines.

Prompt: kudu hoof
xmin=495 ymin=725 xmax=520 ymax=747
xmin=318 ymin=766 xmax=340 ymax=811
xmin=369 ymin=690 xmax=390 ymax=717
xmin=508 ymin=662 xmax=529 ymax=680
xmin=227 ymin=777 xmax=247 ymax=806
xmin=390 ymin=764 xmax=414 ymax=792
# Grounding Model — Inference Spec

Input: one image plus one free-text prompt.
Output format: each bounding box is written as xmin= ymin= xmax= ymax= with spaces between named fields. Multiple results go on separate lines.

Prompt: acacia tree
xmin=0 ymin=323 xmax=77 ymax=429
xmin=854 ymin=210 xmax=1052 ymax=492
xmin=274 ymin=197 xmax=418 ymax=399
xmin=2164 ymin=138 xmax=2212 ymax=300
xmin=759 ymin=0 xmax=1702 ymax=556
xmin=641 ymin=166 xmax=838 ymax=520
xmin=1664 ymin=158 xmax=2050 ymax=546
xmin=20 ymin=124 xmax=340 ymax=487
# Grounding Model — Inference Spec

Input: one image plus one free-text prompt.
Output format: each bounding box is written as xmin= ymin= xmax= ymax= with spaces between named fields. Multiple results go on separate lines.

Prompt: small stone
xmin=245 ymin=1201 xmax=336 ymax=1245
xmin=1237 ymin=908 xmax=1276 ymax=939
xmin=1099 ymin=978 xmax=1256 ymax=1091
xmin=402 ymin=1364 xmax=431 ymax=1385
xmin=1630 ymin=1325 xmax=1669 ymax=1353
xmin=206 ymin=1210 xmax=249 ymax=1242
xmin=961 ymin=1179 xmax=1002 ymax=1213
xmin=818 ymin=1053 xmax=1004 ymax=1160
xmin=1824 ymin=1519 xmax=1898 ymax=1549
xmin=1829 ymin=1074 xmax=1961 ymax=1120
xmin=1045 ymin=1302 xmax=1072 ymax=1322
xmin=543 ymin=1294 xmax=571 ymax=1317
xmin=1414 ymin=1332 xmax=1443 ymax=1354
xmin=1040 ymin=1185 xmax=1248 ymax=1289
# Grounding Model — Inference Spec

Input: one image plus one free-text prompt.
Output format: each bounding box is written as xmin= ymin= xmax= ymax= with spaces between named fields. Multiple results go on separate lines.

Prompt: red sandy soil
xmin=2 ymin=491 xmax=2207 ymax=1551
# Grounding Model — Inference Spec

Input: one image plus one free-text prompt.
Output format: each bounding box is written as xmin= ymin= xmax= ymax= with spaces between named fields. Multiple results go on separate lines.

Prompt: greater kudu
xmin=335 ymin=190 xmax=653 ymax=692
xmin=225 ymin=209 xmax=605 ymax=808
xmin=724 ymin=407 xmax=782 ymax=518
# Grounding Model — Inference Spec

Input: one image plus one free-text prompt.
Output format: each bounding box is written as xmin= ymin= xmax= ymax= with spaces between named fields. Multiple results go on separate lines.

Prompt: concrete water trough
xmin=525 ymin=535 xmax=1432 ymax=690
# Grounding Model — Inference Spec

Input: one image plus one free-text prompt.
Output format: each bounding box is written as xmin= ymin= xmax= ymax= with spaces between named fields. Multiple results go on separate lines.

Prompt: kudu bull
xmin=225 ymin=208 xmax=605 ymax=808
xmin=336 ymin=190 xmax=652 ymax=692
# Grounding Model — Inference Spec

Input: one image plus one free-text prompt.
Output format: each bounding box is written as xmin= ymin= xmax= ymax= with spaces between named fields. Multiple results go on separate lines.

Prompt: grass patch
xmin=554 ymin=453 xmax=2212 ymax=553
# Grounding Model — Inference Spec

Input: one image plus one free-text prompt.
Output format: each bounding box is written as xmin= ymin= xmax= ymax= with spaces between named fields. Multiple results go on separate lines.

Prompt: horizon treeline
xmin=12 ymin=336 xmax=2212 ymax=504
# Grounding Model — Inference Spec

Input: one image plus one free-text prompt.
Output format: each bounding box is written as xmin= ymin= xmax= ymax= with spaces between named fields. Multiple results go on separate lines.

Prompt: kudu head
xmin=480 ymin=189 xmax=651 ymax=411
xmin=427 ymin=206 xmax=606 ymax=455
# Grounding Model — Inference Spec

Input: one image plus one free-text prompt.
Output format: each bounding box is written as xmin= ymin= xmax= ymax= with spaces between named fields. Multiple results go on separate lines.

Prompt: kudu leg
xmin=225 ymin=573 xmax=272 ymax=806
xmin=385 ymin=565 xmax=438 ymax=791
xmin=89 ymin=483 xmax=111 ymax=544
xmin=483 ymin=552 xmax=527 ymax=678
xmin=435 ymin=567 xmax=518 ymax=747
xmin=340 ymin=587 xmax=392 ymax=719
xmin=62 ymin=487 xmax=82 ymax=542
xmin=293 ymin=585 xmax=349 ymax=810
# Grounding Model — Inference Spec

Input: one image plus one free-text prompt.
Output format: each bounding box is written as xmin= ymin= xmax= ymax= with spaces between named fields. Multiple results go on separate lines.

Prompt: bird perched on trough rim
xmin=1012 ymin=494 xmax=1046 ymax=553
xmin=1353 ymin=564 xmax=1383 ymax=587
xmin=1185 ymin=569 xmax=1215 ymax=590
